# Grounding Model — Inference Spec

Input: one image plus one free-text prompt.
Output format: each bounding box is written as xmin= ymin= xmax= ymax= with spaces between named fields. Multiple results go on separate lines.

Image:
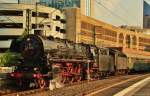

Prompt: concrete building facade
xmin=0 ymin=3 xmax=66 ymax=52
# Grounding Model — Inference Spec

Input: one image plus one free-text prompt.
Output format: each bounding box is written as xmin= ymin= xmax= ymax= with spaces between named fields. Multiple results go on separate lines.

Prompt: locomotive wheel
xmin=34 ymin=79 xmax=39 ymax=88
xmin=77 ymin=76 xmax=81 ymax=82
xmin=71 ymin=76 xmax=75 ymax=83
xmin=18 ymin=80 xmax=23 ymax=87
xmin=16 ymin=80 xmax=24 ymax=89
xmin=16 ymin=80 xmax=30 ymax=89
xmin=62 ymin=76 xmax=67 ymax=84
xmin=98 ymin=72 xmax=102 ymax=79
xmin=75 ymin=75 xmax=81 ymax=82
xmin=67 ymin=76 xmax=73 ymax=84
xmin=63 ymin=76 xmax=74 ymax=84
xmin=37 ymin=78 xmax=46 ymax=88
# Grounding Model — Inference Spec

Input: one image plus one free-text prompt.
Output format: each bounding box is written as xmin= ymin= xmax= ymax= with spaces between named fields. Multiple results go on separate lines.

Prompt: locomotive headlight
xmin=27 ymin=38 xmax=31 ymax=41
xmin=33 ymin=67 xmax=39 ymax=71
xmin=33 ymin=73 xmax=42 ymax=78
xmin=33 ymin=74 xmax=37 ymax=78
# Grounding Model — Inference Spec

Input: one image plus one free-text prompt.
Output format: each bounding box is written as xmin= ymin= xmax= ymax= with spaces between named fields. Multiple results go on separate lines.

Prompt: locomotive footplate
xmin=48 ymin=58 xmax=94 ymax=63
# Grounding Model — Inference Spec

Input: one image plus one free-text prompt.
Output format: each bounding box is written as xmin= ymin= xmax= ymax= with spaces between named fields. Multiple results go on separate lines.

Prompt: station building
xmin=0 ymin=3 xmax=66 ymax=52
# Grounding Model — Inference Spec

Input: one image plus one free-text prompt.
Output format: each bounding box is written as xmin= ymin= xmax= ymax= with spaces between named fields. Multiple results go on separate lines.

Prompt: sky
xmin=94 ymin=0 xmax=144 ymax=27
xmin=145 ymin=0 xmax=150 ymax=4
xmin=144 ymin=0 xmax=150 ymax=15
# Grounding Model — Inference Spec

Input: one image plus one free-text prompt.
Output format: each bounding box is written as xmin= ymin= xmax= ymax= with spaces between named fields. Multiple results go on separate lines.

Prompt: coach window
xmin=0 ymin=23 xmax=23 ymax=28
xmin=0 ymin=10 xmax=23 ymax=16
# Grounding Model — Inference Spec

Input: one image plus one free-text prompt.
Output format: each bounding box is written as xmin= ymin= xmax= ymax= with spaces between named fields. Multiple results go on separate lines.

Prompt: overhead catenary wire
xmin=95 ymin=0 xmax=129 ymax=25
xmin=2 ymin=16 xmax=23 ymax=28
xmin=104 ymin=0 xmax=136 ymax=25
xmin=0 ymin=8 xmax=34 ymax=28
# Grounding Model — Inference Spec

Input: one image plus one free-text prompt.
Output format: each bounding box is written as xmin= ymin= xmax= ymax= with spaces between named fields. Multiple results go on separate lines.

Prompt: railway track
xmin=1 ymin=78 xmax=89 ymax=96
xmin=3 ymin=88 xmax=48 ymax=96
xmin=2 ymin=73 xmax=150 ymax=96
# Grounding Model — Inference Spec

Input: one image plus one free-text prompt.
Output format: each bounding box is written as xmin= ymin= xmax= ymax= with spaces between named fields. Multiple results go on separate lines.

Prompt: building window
xmin=32 ymin=24 xmax=37 ymax=29
xmin=0 ymin=35 xmax=18 ymax=40
xmin=60 ymin=29 xmax=66 ymax=33
xmin=0 ymin=23 xmax=23 ymax=28
xmin=60 ymin=19 xmax=66 ymax=23
xmin=32 ymin=24 xmax=44 ymax=29
xmin=85 ymin=0 xmax=91 ymax=16
xmin=0 ymin=10 xmax=23 ymax=16
xmin=56 ymin=15 xmax=60 ymax=20
xmin=56 ymin=26 xmax=60 ymax=31
xmin=47 ymin=25 xmax=51 ymax=28
xmin=32 ymin=12 xmax=49 ymax=18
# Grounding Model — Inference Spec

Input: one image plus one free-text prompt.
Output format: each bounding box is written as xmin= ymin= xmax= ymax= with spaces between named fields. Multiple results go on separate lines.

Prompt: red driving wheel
xmin=37 ymin=78 xmax=46 ymax=88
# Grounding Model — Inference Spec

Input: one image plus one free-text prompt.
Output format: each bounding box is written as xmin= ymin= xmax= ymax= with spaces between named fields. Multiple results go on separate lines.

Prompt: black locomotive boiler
xmin=9 ymin=34 xmax=129 ymax=88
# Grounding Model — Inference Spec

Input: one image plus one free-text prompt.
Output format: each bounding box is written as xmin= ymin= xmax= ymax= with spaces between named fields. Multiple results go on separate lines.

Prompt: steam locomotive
xmin=8 ymin=34 xmax=148 ymax=88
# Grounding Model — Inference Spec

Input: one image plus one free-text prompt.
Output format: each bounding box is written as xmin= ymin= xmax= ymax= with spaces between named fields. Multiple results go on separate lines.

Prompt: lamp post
xmin=93 ymin=26 xmax=96 ymax=45
xmin=35 ymin=2 xmax=46 ymax=29
xmin=35 ymin=2 xmax=39 ymax=29
xmin=35 ymin=2 xmax=64 ymax=37
xmin=18 ymin=0 xmax=20 ymax=4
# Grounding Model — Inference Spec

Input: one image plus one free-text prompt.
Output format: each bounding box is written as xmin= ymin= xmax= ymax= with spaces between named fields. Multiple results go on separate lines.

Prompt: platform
xmin=114 ymin=76 xmax=150 ymax=96
xmin=133 ymin=80 xmax=150 ymax=96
